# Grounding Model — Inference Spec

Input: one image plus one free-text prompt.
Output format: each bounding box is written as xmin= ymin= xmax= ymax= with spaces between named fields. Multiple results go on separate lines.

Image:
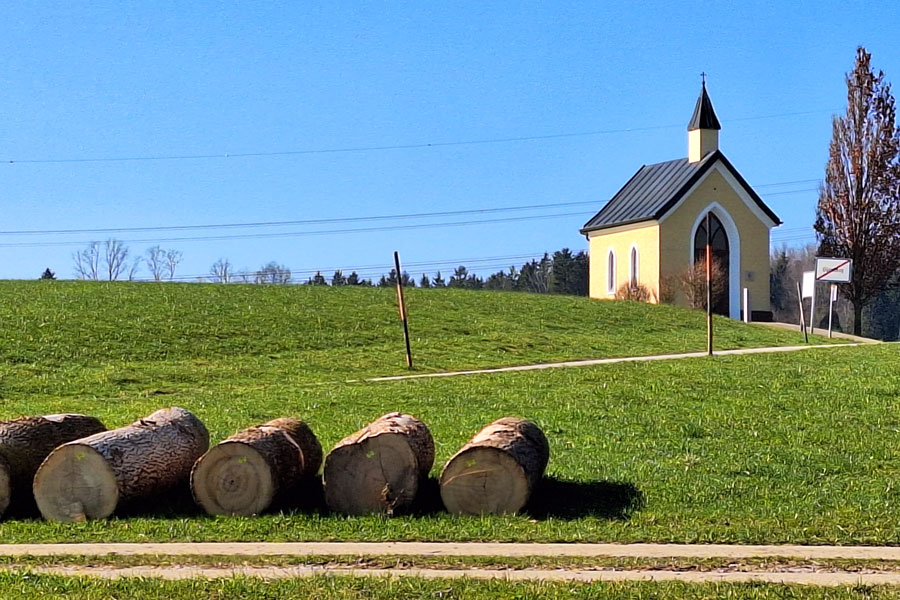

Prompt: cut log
xmin=323 ymin=412 xmax=434 ymax=515
xmin=191 ymin=417 xmax=323 ymax=516
xmin=0 ymin=454 xmax=9 ymax=518
xmin=440 ymin=417 xmax=549 ymax=515
xmin=0 ymin=414 xmax=107 ymax=518
xmin=33 ymin=407 xmax=208 ymax=522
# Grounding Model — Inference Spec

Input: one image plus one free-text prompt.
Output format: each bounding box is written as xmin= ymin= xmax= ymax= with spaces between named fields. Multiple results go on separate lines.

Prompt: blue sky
xmin=1 ymin=2 xmax=897 ymax=281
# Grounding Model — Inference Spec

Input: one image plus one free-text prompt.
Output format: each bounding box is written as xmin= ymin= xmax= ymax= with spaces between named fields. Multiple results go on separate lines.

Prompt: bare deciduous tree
xmin=209 ymin=258 xmax=233 ymax=283
xmin=165 ymin=250 xmax=183 ymax=280
xmin=146 ymin=246 xmax=165 ymax=281
xmin=104 ymin=239 xmax=130 ymax=281
xmin=255 ymin=261 xmax=292 ymax=284
xmin=679 ymin=258 xmax=726 ymax=311
xmin=814 ymin=47 xmax=900 ymax=335
xmin=73 ymin=242 xmax=101 ymax=280
xmin=615 ymin=282 xmax=652 ymax=302
xmin=127 ymin=257 xmax=142 ymax=281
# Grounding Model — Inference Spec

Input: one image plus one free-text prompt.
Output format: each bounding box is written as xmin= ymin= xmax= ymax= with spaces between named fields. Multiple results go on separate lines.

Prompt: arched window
xmin=629 ymin=246 xmax=639 ymax=287
xmin=693 ymin=212 xmax=730 ymax=316
xmin=606 ymin=249 xmax=616 ymax=294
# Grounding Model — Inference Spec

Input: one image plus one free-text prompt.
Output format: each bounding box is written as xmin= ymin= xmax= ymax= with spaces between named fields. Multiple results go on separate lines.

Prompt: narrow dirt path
xmin=3 ymin=541 xmax=900 ymax=560
xmin=363 ymin=342 xmax=869 ymax=382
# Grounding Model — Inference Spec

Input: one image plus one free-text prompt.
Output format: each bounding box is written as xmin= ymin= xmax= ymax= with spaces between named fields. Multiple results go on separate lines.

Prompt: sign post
xmin=815 ymin=257 xmax=852 ymax=339
xmin=796 ymin=282 xmax=808 ymax=343
xmin=801 ymin=271 xmax=814 ymax=333
xmin=828 ymin=284 xmax=837 ymax=338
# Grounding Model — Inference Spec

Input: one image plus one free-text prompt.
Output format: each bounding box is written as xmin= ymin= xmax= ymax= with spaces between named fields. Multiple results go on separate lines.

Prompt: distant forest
xmin=309 ymin=248 xmax=589 ymax=297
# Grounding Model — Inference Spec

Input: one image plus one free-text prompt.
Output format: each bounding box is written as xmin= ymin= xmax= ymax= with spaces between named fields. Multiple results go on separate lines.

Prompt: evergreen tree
xmin=309 ymin=271 xmax=328 ymax=285
xmin=432 ymin=271 xmax=446 ymax=288
xmin=378 ymin=269 xmax=415 ymax=287
xmin=419 ymin=273 xmax=431 ymax=288
xmin=814 ymin=47 xmax=900 ymax=335
xmin=346 ymin=271 xmax=360 ymax=285
xmin=448 ymin=265 xmax=482 ymax=289
xmin=484 ymin=266 xmax=518 ymax=291
xmin=549 ymin=248 xmax=588 ymax=295
xmin=39 ymin=268 xmax=56 ymax=280
xmin=769 ymin=247 xmax=790 ymax=312
xmin=517 ymin=254 xmax=552 ymax=293
xmin=331 ymin=270 xmax=347 ymax=286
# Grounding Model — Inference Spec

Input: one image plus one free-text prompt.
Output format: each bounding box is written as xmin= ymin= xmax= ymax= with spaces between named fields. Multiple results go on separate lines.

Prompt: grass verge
xmin=0 ymin=572 xmax=897 ymax=599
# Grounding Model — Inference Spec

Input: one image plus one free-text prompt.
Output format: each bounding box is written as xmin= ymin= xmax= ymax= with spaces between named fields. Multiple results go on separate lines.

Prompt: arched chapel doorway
xmin=693 ymin=212 xmax=729 ymax=316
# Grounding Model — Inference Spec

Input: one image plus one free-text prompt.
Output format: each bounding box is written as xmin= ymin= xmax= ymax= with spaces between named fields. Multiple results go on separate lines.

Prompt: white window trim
xmin=629 ymin=243 xmax=639 ymax=287
xmin=606 ymin=248 xmax=617 ymax=295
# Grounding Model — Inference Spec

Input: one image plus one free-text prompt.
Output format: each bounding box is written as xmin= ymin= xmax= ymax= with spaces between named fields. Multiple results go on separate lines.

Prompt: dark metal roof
xmin=580 ymin=150 xmax=781 ymax=234
xmin=688 ymin=82 xmax=721 ymax=131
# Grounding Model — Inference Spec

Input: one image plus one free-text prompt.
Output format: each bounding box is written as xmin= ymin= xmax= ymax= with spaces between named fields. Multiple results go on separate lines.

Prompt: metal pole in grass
xmin=828 ymin=283 xmax=836 ymax=338
xmin=394 ymin=251 xmax=413 ymax=369
xmin=796 ymin=281 xmax=809 ymax=343
xmin=705 ymin=212 xmax=713 ymax=356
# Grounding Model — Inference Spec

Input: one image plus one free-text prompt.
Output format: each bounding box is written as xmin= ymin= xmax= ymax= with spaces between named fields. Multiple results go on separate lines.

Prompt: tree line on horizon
xmin=303 ymin=248 xmax=589 ymax=296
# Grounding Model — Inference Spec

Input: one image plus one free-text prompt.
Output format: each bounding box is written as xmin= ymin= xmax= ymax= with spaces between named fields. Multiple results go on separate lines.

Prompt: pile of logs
xmin=0 ymin=407 xmax=550 ymax=521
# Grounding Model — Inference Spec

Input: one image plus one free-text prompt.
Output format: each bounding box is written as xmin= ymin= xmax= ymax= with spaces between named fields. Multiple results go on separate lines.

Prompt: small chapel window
xmin=607 ymin=250 xmax=616 ymax=294
xmin=630 ymin=247 xmax=639 ymax=287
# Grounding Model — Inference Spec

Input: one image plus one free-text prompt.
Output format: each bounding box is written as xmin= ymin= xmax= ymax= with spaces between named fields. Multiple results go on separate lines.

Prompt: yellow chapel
xmin=580 ymin=82 xmax=781 ymax=320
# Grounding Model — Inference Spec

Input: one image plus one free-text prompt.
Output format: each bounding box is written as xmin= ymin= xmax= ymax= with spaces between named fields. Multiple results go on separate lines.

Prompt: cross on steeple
xmin=701 ymin=71 xmax=707 ymax=85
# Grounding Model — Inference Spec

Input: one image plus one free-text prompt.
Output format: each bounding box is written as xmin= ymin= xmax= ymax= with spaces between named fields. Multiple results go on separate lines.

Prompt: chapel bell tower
xmin=688 ymin=76 xmax=721 ymax=163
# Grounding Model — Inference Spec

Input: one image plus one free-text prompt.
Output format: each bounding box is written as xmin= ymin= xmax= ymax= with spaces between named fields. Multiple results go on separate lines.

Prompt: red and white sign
xmin=815 ymin=258 xmax=852 ymax=283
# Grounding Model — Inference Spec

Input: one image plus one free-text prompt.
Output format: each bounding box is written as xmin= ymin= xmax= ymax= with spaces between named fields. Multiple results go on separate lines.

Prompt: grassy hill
xmin=3 ymin=280 xmax=894 ymax=547
xmin=0 ymin=280 xmax=829 ymax=374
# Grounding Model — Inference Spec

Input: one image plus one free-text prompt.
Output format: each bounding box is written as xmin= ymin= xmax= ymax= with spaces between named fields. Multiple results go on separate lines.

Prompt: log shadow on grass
xmin=408 ymin=477 xmax=643 ymax=520
xmin=117 ymin=482 xmax=202 ymax=519
xmin=122 ymin=477 xmax=329 ymax=519
xmin=526 ymin=477 xmax=644 ymax=520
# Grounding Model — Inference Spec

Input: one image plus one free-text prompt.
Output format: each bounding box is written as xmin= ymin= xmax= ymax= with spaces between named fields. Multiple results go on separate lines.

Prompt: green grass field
xmin=0 ymin=573 xmax=894 ymax=599
xmin=2 ymin=281 xmax=894 ymax=547
xmin=0 ymin=280 xmax=831 ymax=376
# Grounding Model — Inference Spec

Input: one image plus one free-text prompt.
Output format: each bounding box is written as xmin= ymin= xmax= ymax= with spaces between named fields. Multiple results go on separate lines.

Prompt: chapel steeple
xmin=688 ymin=75 xmax=720 ymax=163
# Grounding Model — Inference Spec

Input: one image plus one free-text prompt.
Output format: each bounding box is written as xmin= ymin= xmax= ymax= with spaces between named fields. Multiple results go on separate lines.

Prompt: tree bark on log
xmin=0 ymin=414 xmax=106 ymax=518
xmin=323 ymin=412 xmax=434 ymax=515
xmin=191 ymin=417 xmax=323 ymax=516
xmin=33 ymin=407 xmax=208 ymax=522
xmin=440 ymin=417 xmax=549 ymax=515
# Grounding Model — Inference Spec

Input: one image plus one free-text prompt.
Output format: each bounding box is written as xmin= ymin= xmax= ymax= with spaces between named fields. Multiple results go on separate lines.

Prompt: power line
xmin=0 ymin=180 xmax=821 ymax=239
xmin=0 ymin=200 xmax=602 ymax=236
xmin=2 ymin=110 xmax=836 ymax=166
xmin=0 ymin=211 xmax=592 ymax=249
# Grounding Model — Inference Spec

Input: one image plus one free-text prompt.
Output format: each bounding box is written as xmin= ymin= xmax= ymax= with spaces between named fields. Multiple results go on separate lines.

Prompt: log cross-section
xmin=191 ymin=417 xmax=323 ymax=516
xmin=440 ymin=417 xmax=549 ymax=515
xmin=323 ymin=412 xmax=434 ymax=515
xmin=33 ymin=407 xmax=209 ymax=522
xmin=0 ymin=414 xmax=106 ymax=518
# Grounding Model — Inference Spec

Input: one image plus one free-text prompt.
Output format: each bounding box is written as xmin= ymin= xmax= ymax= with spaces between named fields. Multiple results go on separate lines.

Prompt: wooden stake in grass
xmin=33 ymin=407 xmax=209 ymax=523
xmin=394 ymin=251 xmax=413 ymax=369
xmin=0 ymin=414 xmax=107 ymax=519
xmin=191 ymin=417 xmax=323 ymax=516
xmin=440 ymin=417 xmax=549 ymax=515
xmin=323 ymin=412 xmax=434 ymax=515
